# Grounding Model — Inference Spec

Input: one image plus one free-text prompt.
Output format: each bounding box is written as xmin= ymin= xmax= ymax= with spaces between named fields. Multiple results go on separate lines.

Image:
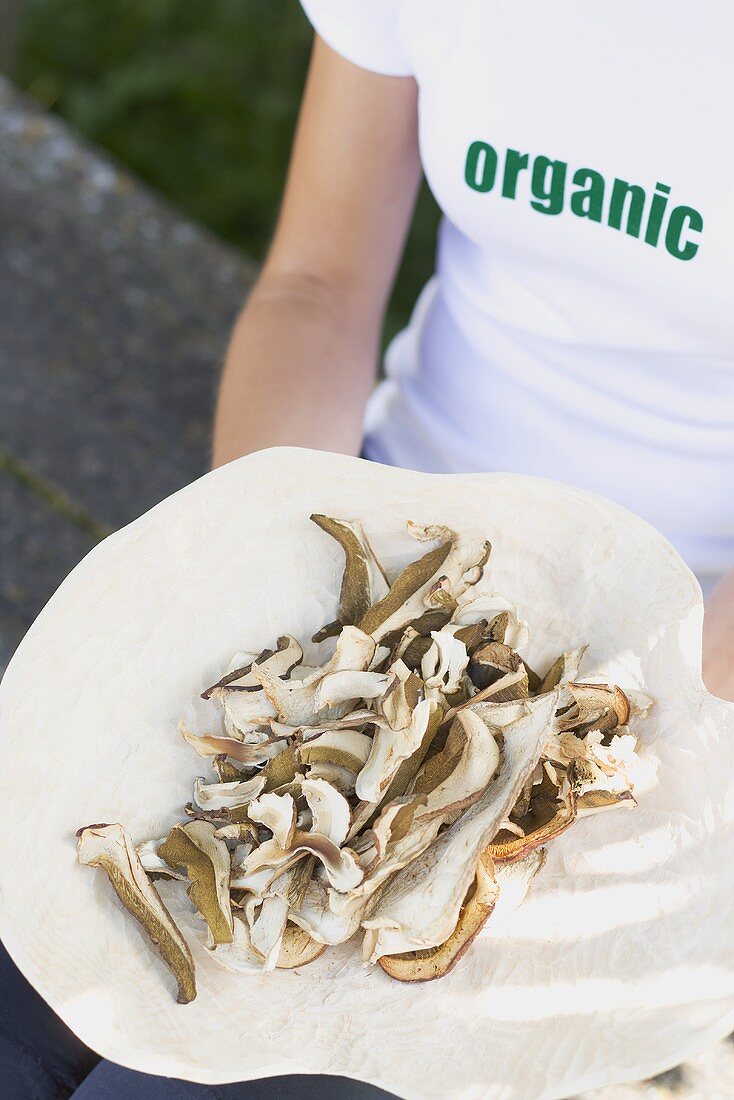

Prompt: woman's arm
xmin=212 ymin=36 xmax=421 ymax=468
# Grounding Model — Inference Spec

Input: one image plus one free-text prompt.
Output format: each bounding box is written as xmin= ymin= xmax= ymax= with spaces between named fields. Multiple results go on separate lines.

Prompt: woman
xmin=4 ymin=3 xmax=733 ymax=1096
xmin=215 ymin=2 xmax=734 ymax=702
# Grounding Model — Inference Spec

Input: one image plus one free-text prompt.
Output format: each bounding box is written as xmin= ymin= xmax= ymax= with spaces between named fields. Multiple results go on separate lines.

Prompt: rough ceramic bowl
xmin=1 ymin=448 xmax=733 ymax=1100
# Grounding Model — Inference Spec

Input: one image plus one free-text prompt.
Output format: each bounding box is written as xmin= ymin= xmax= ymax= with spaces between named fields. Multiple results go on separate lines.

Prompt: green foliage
xmin=17 ymin=0 xmax=439 ymax=338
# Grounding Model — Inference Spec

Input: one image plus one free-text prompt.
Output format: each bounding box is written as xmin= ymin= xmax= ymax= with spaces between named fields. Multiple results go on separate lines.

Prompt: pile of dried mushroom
xmin=77 ymin=515 xmax=651 ymax=1002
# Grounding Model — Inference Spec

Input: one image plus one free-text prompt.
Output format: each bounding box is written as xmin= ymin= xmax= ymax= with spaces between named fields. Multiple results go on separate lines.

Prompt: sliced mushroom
xmin=359 ymin=527 xmax=490 ymax=643
xmin=359 ymin=691 xmax=558 ymax=961
xmin=539 ymin=646 xmax=588 ymax=693
xmin=576 ymin=788 xmax=637 ymax=815
xmin=249 ymin=894 xmax=290 ymax=970
xmin=158 ymin=821 xmax=234 ymax=945
xmin=243 ymin=831 xmax=363 ymax=893
xmin=136 ymin=838 xmax=189 ymax=881
xmin=313 ymin=670 xmax=391 ymax=709
xmin=558 ymin=682 xmax=631 ymax=736
xmin=376 ymin=851 xmax=499 ymax=982
xmin=301 ymin=777 xmax=351 ymax=845
xmin=487 ymin=791 xmax=577 ymax=863
xmin=247 ymin=791 xmax=297 ymax=849
xmin=421 ymin=630 xmax=470 ymax=695
xmin=192 ymin=774 xmax=266 ymax=812
xmin=468 ymin=641 xmax=523 ymax=691
xmin=310 ymin=514 xmax=390 ymax=632
xmin=276 ymin=922 xmax=327 ymax=968
xmin=299 ymin=729 xmax=373 ymax=773
xmin=355 ymin=698 xmax=436 ymax=804
xmin=178 ymin=721 xmax=283 ymax=766
xmin=203 ymin=637 xmax=303 ymax=699
xmin=412 ymin=709 xmax=502 ymax=824
xmin=77 ymin=822 xmax=196 ymax=1004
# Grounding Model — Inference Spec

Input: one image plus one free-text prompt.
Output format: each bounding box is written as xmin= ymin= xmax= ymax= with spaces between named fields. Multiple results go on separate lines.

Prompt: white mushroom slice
xmin=301 ymin=777 xmax=351 ymax=845
xmin=208 ymin=913 xmax=265 ymax=972
xmin=243 ymin=832 xmax=363 ymax=893
xmin=213 ymin=687 xmax=279 ymax=736
xmin=378 ymin=660 xmax=422 ymax=731
xmin=361 ymin=691 xmax=557 ymax=961
xmin=77 ymin=823 xmax=196 ymax=1004
xmin=421 ymin=629 xmax=470 ymax=695
xmin=179 ymin=721 xmax=283 ymax=765
xmin=193 ymin=775 xmax=266 ymax=812
xmin=310 ymin=514 xmax=390 ymax=628
xmin=157 ymin=821 xmax=234 ymax=946
xmin=304 ymin=761 xmax=359 ymax=796
xmin=314 ymin=670 xmax=391 ymax=709
xmin=301 ymin=626 xmax=376 ymax=686
xmin=576 ymin=788 xmax=637 ymax=815
xmin=229 ymin=866 xmax=277 ymax=894
xmin=252 ymin=627 xmax=375 ymax=726
xmin=270 ymin=709 xmax=377 ymax=741
xmin=355 ymin=698 xmax=436 ymax=804
xmin=558 ymin=681 xmax=631 ymax=735
xmin=299 ymin=729 xmax=373 ymax=773
xmin=203 ymin=637 xmax=303 ymax=699
xmin=136 ymin=839 xmax=188 ymax=881
xmin=359 ymin=528 xmax=490 ymax=643
xmin=288 ymin=877 xmax=364 ymax=945
xmin=451 ymin=591 xmax=530 ymax=649
xmin=413 ymin=709 xmax=501 ymax=824
xmin=249 ymin=894 xmax=290 ymax=970
xmin=247 ymin=791 xmax=297 ymax=849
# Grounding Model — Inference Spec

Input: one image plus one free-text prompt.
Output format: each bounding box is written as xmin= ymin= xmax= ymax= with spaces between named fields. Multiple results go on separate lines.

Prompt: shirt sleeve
xmin=300 ymin=0 xmax=412 ymax=77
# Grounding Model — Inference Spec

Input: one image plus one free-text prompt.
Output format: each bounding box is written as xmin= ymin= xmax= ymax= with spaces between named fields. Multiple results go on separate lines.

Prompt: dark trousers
xmin=0 ymin=943 xmax=393 ymax=1098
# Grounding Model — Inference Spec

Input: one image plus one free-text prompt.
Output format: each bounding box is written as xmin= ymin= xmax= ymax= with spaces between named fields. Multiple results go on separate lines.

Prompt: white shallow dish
xmin=0 ymin=447 xmax=733 ymax=1100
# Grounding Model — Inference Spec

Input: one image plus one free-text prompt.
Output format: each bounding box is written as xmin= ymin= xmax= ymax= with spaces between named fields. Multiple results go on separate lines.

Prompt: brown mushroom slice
xmin=179 ymin=721 xmax=284 ymax=766
xmin=212 ymin=756 xmax=246 ymax=783
xmin=158 ymin=821 xmax=234 ymax=946
xmin=363 ymin=795 xmax=428 ymax=872
xmin=487 ymin=792 xmax=577 ymax=863
xmin=355 ymin=698 xmax=437 ymax=803
xmin=558 ymin=682 xmax=631 ymax=736
xmin=136 ymin=839 xmax=189 ymax=881
xmin=200 ymin=649 xmax=267 ymax=700
xmin=243 ymin=831 xmax=363 ymax=893
xmin=538 ymin=646 xmax=589 ymax=694
xmin=451 ymin=592 xmax=529 ymax=650
xmin=271 ymin=708 xmax=377 ymax=742
xmin=359 ymin=527 xmax=490 ymax=643
xmin=310 ymin=514 xmax=390 ymax=632
xmin=413 ymin=709 xmax=502 ymax=824
xmin=377 ymin=851 xmax=499 ymax=982
xmin=360 ymin=691 xmax=558 ymax=961
xmin=576 ymin=788 xmax=637 ymax=815
xmin=213 ymin=820 xmax=260 ymax=845
xmin=76 ymin=823 xmax=196 ymax=1004
xmin=247 ymin=791 xmax=297 ymax=849
xmin=276 ymin=922 xmax=327 ymax=968
xmin=222 ymin=637 xmax=303 ymax=693
xmin=468 ymin=641 xmax=524 ymax=691
xmin=192 ymin=774 xmax=266 ymax=812
xmin=348 ymin=704 xmax=447 ymax=840
xmin=286 ymin=854 xmax=317 ymax=910
xmin=299 ymin=729 xmax=373 ymax=773
xmin=203 ymin=637 xmax=303 ymax=700
xmin=259 ymin=743 xmax=301 ymax=792
xmin=301 ymin=777 xmax=351 ymax=846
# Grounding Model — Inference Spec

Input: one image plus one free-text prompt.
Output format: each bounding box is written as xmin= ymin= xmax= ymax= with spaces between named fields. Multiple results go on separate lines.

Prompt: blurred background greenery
xmin=14 ymin=0 xmax=440 ymax=340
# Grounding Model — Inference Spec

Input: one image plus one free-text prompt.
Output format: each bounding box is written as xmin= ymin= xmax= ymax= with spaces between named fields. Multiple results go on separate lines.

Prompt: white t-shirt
xmin=300 ymin=0 xmax=734 ymax=583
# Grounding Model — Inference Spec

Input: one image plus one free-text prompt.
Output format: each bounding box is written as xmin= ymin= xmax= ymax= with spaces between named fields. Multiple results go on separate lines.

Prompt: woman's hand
xmin=702 ymin=567 xmax=734 ymax=701
xmin=212 ymin=35 xmax=421 ymax=468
